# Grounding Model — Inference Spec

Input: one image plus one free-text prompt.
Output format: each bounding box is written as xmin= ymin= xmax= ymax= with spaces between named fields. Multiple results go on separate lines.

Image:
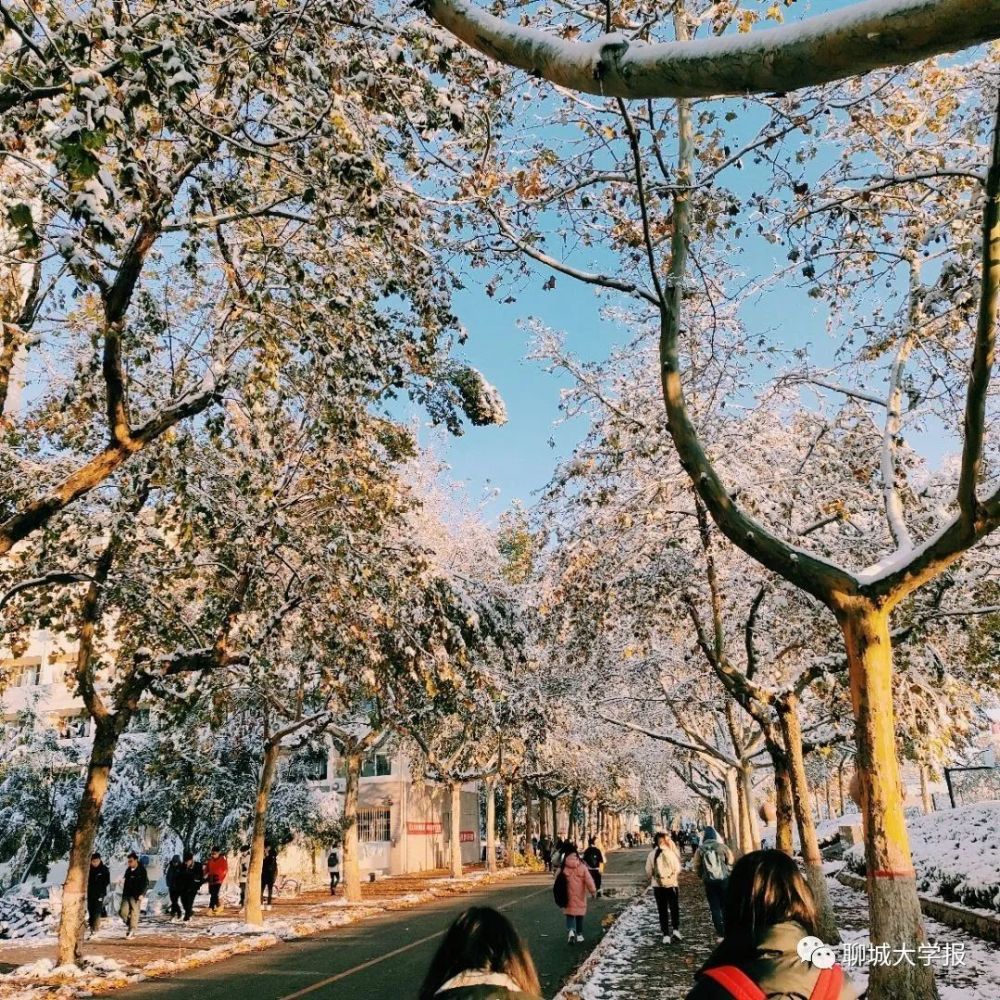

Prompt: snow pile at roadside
xmin=844 ymin=801 xmax=1000 ymax=914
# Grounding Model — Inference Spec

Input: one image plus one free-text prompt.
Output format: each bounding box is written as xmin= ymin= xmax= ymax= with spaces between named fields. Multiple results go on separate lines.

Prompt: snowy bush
xmin=844 ymin=801 xmax=1000 ymax=914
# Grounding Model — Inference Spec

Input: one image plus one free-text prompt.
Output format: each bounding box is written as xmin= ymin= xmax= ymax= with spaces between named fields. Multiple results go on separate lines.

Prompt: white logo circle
xmin=797 ymin=935 xmax=825 ymax=963
xmin=812 ymin=945 xmax=837 ymax=970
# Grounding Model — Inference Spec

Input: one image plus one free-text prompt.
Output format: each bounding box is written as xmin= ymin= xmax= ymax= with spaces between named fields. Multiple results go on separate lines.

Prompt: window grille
xmin=357 ymin=807 xmax=391 ymax=843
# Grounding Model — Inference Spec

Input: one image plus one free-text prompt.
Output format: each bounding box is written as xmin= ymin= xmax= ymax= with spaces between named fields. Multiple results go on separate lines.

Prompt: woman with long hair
xmin=419 ymin=906 xmax=542 ymax=1000
xmin=686 ymin=850 xmax=859 ymax=999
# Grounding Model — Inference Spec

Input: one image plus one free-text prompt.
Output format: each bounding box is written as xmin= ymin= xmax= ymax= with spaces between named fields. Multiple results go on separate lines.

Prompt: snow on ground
xmin=0 ymin=866 xmax=521 ymax=997
xmin=827 ymin=867 xmax=1000 ymax=1000
xmin=844 ymin=802 xmax=1000 ymax=914
xmin=565 ymin=869 xmax=1000 ymax=1000
xmin=759 ymin=812 xmax=862 ymax=851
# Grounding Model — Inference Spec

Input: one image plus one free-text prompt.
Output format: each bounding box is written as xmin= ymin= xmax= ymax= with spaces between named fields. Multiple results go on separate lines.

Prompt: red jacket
xmin=204 ymin=855 xmax=228 ymax=886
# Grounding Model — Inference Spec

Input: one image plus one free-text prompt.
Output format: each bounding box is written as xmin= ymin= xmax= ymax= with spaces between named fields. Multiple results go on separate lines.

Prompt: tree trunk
xmin=485 ymin=778 xmax=497 ymax=874
xmin=342 ymin=750 xmax=363 ymax=902
xmin=504 ymin=781 xmax=514 ymax=862
xmin=244 ymin=740 xmax=280 ymax=926
xmin=777 ymin=694 xmax=840 ymax=944
xmin=57 ymin=721 xmax=118 ymax=966
xmin=740 ymin=760 xmax=760 ymax=851
xmin=838 ymin=760 xmax=846 ymax=815
xmin=840 ymin=604 xmax=933 ymax=1000
xmin=919 ymin=764 xmax=933 ymax=815
xmin=524 ymin=784 xmax=534 ymax=847
xmin=825 ymin=774 xmax=833 ymax=820
xmin=449 ymin=780 xmax=463 ymax=879
xmin=539 ymin=794 xmax=548 ymax=838
xmin=567 ymin=790 xmax=579 ymax=842
xmin=773 ymin=754 xmax=795 ymax=857
xmin=723 ymin=768 xmax=741 ymax=852
xmin=551 ymin=797 xmax=559 ymax=841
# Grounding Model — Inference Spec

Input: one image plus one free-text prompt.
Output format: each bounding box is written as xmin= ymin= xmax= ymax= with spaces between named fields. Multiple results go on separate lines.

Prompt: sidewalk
xmin=562 ymin=868 xmax=1000 ymax=1000
xmin=0 ymin=863 xmax=519 ymax=998
xmin=558 ymin=871 xmax=717 ymax=1000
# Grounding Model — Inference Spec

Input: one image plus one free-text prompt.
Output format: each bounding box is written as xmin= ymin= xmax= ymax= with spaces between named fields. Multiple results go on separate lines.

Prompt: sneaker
xmin=575 ymin=933 xmax=585 ymax=943
xmin=672 ymin=930 xmax=683 ymax=942
xmin=568 ymin=930 xmax=575 ymax=943
xmin=716 ymin=935 xmax=724 ymax=944
xmin=125 ymin=929 xmax=134 ymax=940
xmin=662 ymin=934 xmax=670 ymax=945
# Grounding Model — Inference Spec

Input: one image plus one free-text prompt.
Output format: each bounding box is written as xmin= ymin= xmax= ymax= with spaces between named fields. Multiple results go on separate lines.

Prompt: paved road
xmin=123 ymin=850 xmax=649 ymax=1000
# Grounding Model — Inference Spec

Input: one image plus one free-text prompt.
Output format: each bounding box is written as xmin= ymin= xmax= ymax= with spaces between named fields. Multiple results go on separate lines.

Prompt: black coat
xmin=87 ymin=863 xmax=110 ymax=900
xmin=262 ymin=853 xmax=278 ymax=883
xmin=122 ymin=864 xmax=149 ymax=900
xmin=165 ymin=859 xmax=183 ymax=891
xmin=176 ymin=861 xmax=204 ymax=894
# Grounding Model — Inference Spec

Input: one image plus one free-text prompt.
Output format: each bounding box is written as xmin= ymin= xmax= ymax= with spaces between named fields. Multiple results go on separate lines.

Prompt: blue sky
xmin=413 ymin=0 xmax=960 ymax=519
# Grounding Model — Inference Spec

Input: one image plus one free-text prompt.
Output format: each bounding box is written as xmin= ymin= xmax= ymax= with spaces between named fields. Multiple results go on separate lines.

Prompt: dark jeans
xmin=181 ymin=889 xmax=197 ymax=919
xmin=565 ymin=914 xmax=583 ymax=934
xmin=653 ymin=886 xmax=679 ymax=935
xmin=588 ymin=867 xmax=602 ymax=893
xmin=329 ymin=872 xmax=340 ymax=894
xmin=208 ymin=883 xmax=222 ymax=909
xmin=168 ymin=887 xmax=181 ymax=917
xmin=704 ymin=878 xmax=728 ymax=936
xmin=262 ymin=879 xmax=274 ymax=904
xmin=87 ymin=894 xmax=105 ymax=933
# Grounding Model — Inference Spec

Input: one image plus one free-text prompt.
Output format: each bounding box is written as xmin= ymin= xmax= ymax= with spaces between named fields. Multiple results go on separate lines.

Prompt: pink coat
xmin=561 ymin=854 xmax=596 ymax=917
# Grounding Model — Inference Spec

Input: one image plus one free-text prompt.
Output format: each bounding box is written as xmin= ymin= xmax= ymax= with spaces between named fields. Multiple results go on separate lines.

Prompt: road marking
xmin=276 ymin=886 xmax=551 ymax=999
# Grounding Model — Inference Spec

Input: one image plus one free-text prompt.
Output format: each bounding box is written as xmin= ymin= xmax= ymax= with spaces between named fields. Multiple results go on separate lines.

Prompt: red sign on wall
xmin=408 ymin=821 xmax=442 ymax=835
xmin=459 ymin=830 xmax=476 ymax=843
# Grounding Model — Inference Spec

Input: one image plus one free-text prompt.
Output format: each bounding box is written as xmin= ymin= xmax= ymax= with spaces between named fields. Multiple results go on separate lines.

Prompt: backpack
xmin=703 ymin=964 xmax=844 ymax=1000
xmin=701 ymin=841 xmax=731 ymax=882
xmin=553 ymin=868 xmax=569 ymax=908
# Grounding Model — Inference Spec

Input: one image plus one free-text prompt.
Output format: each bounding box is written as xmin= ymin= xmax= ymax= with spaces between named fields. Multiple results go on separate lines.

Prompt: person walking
xmin=238 ymin=846 xmax=250 ymax=907
xmin=557 ymin=843 xmax=596 ymax=944
xmin=261 ymin=845 xmax=278 ymax=907
xmin=419 ymin=906 xmax=542 ymax=1000
xmin=119 ymin=852 xmax=148 ymax=939
xmin=203 ymin=846 xmax=228 ymax=913
xmin=692 ymin=827 xmax=734 ymax=941
xmin=686 ymin=850 xmax=857 ymax=999
xmin=539 ymin=836 xmax=553 ymax=873
xmin=646 ymin=831 xmax=682 ymax=944
xmin=327 ymin=847 xmax=341 ymax=895
xmin=582 ymin=836 xmax=605 ymax=897
xmin=164 ymin=853 xmax=183 ymax=920
xmin=86 ymin=852 xmax=111 ymax=936
xmin=530 ymin=835 xmax=538 ymax=858
xmin=177 ymin=851 xmax=204 ymax=921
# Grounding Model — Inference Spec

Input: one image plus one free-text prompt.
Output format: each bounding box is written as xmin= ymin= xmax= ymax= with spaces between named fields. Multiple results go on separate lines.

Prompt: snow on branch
xmin=420 ymin=0 xmax=1000 ymax=100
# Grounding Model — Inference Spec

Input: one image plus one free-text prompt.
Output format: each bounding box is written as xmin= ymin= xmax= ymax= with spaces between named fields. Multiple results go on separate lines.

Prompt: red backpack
xmin=703 ymin=964 xmax=844 ymax=1000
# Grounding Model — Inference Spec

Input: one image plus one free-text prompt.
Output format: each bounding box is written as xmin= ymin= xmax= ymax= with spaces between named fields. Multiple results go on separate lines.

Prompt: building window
xmin=3 ymin=658 xmax=42 ymax=687
xmin=286 ymin=746 xmax=328 ymax=783
xmin=357 ymin=807 xmax=391 ymax=843
xmin=53 ymin=713 xmax=90 ymax=739
xmin=361 ymin=753 xmax=391 ymax=778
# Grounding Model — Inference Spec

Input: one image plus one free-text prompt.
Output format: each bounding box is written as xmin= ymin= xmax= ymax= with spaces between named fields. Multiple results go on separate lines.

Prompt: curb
xmin=553 ymin=888 xmax=646 ymax=1000
xmin=835 ymin=870 xmax=1000 ymax=944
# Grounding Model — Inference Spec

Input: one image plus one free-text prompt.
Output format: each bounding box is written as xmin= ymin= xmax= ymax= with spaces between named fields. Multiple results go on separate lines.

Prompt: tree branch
xmin=420 ymin=0 xmax=1000 ymax=100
